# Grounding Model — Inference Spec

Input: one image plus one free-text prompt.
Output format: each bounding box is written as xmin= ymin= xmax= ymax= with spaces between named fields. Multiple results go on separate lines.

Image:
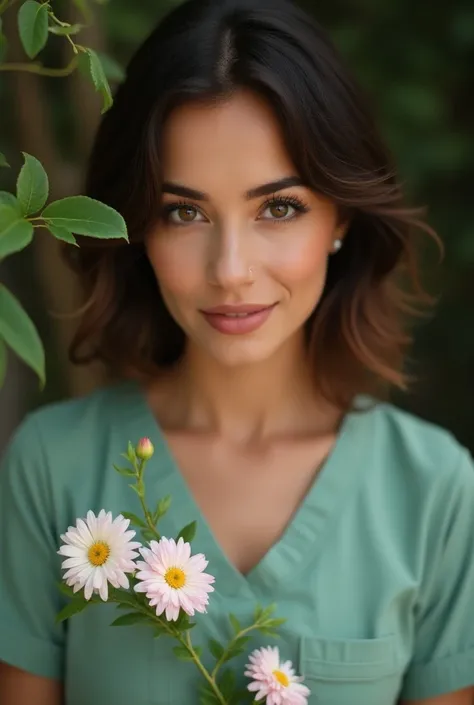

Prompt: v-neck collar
xmin=118 ymin=380 xmax=374 ymax=598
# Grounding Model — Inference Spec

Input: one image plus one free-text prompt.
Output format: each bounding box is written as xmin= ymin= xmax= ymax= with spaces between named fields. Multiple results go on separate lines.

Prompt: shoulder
xmin=7 ymin=381 xmax=134 ymax=447
xmin=27 ymin=381 xmax=132 ymax=433
xmin=372 ymin=399 xmax=464 ymax=464
xmin=1 ymin=381 xmax=139 ymax=486
xmin=363 ymin=398 xmax=474 ymax=504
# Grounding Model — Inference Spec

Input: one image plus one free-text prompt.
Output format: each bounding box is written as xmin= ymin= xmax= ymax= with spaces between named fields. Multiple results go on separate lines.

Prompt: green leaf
xmin=112 ymin=464 xmax=135 ymax=478
xmin=198 ymin=684 xmax=222 ymax=705
xmin=0 ymin=338 xmax=7 ymax=388
xmin=121 ymin=511 xmax=146 ymax=528
xmin=0 ymin=151 xmax=9 ymax=168
xmin=153 ymin=495 xmax=172 ymax=523
xmin=42 ymin=196 xmax=128 ymax=240
xmin=259 ymin=603 xmax=277 ymax=622
xmin=221 ymin=638 xmax=250 ymax=663
xmin=0 ymin=192 xmax=18 ymax=208
xmin=176 ymin=520 xmax=197 ymax=544
xmin=96 ymin=51 xmax=125 ymax=82
xmin=126 ymin=440 xmax=136 ymax=462
xmin=266 ymin=617 xmax=286 ymax=629
xmin=141 ymin=528 xmax=157 ymax=542
xmin=218 ymin=669 xmax=237 ymax=700
xmin=128 ymin=483 xmax=142 ymax=498
xmin=16 ymin=153 xmax=49 ymax=215
xmin=229 ymin=613 xmax=241 ymax=634
xmin=18 ymin=0 xmax=49 ymax=59
xmin=111 ymin=612 xmax=149 ymax=627
xmin=78 ymin=47 xmax=113 ymax=113
xmin=46 ymin=224 xmax=77 ymax=246
xmin=115 ymin=601 xmax=135 ymax=611
xmin=174 ymin=611 xmax=195 ymax=632
xmin=56 ymin=599 xmax=88 ymax=623
xmin=0 ymin=206 xmax=34 ymax=259
xmin=257 ymin=627 xmax=280 ymax=638
xmin=48 ymin=23 xmax=83 ymax=36
xmin=172 ymin=644 xmax=200 ymax=662
xmin=57 ymin=582 xmax=77 ymax=599
xmin=0 ymin=284 xmax=45 ymax=385
xmin=230 ymin=635 xmax=250 ymax=652
xmin=208 ymin=638 xmax=225 ymax=660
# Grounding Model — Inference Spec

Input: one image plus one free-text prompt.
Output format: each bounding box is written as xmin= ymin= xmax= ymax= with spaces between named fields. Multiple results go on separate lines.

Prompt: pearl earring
xmin=332 ymin=239 xmax=343 ymax=253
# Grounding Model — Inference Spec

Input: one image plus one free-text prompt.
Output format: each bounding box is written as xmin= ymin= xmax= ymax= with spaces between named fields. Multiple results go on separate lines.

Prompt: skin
xmin=146 ymin=90 xmax=347 ymax=441
xmin=1 ymin=90 xmax=472 ymax=705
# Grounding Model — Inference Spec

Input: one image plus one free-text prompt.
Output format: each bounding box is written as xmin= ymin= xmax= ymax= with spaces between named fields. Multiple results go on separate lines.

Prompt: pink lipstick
xmin=201 ymin=303 xmax=277 ymax=335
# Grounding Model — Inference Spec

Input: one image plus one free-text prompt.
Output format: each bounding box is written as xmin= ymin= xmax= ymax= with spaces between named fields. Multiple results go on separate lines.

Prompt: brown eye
xmin=260 ymin=201 xmax=298 ymax=221
xmin=164 ymin=204 xmax=206 ymax=224
xmin=177 ymin=206 xmax=197 ymax=222
xmin=269 ymin=203 xmax=290 ymax=218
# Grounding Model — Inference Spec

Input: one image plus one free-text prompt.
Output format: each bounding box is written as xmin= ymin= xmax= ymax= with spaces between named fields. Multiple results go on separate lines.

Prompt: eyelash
xmin=161 ymin=194 xmax=310 ymax=226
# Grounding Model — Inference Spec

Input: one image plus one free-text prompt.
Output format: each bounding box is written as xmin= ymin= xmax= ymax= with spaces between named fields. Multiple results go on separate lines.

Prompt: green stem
xmin=0 ymin=57 xmax=77 ymax=77
xmin=47 ymin=10 xmax=79 ymax=54
xmin=110 ymin=594 xmax=227 ymax=705
xmin=178 ymin=631 xmax=227 ymax=705
xmin=134 ymin=458 xmax=161 ymax=540
xmin=211 ymin=625 xmax=257 ymax=680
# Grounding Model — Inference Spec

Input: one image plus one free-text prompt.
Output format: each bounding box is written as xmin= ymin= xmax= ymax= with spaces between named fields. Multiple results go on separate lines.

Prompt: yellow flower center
xmin=87 ymin=541 xmax=110 ymax=566
xmin=273 ymin=670 xmax=290 ymax=687
xmin=164 ymin=566 xmax=186 ymax=589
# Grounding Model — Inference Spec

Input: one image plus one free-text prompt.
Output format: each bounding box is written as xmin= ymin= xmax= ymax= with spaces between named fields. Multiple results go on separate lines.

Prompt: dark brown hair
xmin=69 ymin=0 xmax=438 ymax=409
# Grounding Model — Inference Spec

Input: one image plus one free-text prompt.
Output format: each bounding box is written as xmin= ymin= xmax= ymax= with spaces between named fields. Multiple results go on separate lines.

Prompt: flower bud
xmin=136 ymin=437 xmax=154 ymax=460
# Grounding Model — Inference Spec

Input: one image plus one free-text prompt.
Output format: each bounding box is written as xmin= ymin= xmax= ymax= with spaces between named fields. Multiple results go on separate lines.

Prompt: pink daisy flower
xmin=134 ymin=536 xmax=215 ymax=621
xmin=245 ymin=646 xmax=311 ymax=705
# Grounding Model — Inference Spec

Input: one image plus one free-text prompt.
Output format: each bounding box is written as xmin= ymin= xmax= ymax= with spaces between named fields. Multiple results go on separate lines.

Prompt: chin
xmin=204 ymin=337 xmax=281 ymax=368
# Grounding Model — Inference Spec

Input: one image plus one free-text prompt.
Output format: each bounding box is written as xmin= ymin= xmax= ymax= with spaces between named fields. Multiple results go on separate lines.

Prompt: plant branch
xmin=48 ymin=9 xmax=80 ymax=54
xmin=0 ymin=57 xmax=77 ymax=77
xmin=134 ymin=459 xmax=161 ymax=540
xmin=110 ymin=592 xmax=227 ymax=705
xmin=179 ymin=630 xmax=227 ymax=705
xmin=211 ymin=624 xmax=257 ymax=680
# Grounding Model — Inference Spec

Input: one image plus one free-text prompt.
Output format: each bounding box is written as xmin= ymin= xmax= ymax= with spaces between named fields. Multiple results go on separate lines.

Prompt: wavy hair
xmin=68 ymin=0 xmax=439 ymax=409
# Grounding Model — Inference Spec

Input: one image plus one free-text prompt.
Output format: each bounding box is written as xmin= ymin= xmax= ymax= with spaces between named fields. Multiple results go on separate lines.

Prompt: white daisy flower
xmin=134 ymin=536 xmax=215 ymax=621
xmin=245 ymin=646 xmax=311 ymax=705
xmin=58 ymin=509 xmax=141 ymax=601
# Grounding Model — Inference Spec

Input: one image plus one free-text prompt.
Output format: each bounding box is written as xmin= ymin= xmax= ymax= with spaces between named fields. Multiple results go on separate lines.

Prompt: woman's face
xmin=146 ymin=90 xmax=346 ymax=368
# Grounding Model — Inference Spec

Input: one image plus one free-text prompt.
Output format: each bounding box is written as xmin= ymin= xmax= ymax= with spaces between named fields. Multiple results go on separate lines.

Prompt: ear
xmin=335 ymin=216 xmax=351 ymax=242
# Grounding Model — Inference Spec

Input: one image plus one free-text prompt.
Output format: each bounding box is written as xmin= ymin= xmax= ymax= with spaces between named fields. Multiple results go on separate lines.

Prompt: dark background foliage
xmin=1 ymin=0 xmax=473 ymax=452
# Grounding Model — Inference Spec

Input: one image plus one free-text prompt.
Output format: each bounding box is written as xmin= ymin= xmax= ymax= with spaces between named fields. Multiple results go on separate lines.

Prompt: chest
xmin=162 ymin=432 xmax=336 ymax=574
xmin=65 ymin=422 xmax=422 ymax=705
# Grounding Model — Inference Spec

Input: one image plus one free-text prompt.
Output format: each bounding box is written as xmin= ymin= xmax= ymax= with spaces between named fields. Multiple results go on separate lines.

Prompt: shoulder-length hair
xmin=69 ymin=0 xmax=438 ymax=410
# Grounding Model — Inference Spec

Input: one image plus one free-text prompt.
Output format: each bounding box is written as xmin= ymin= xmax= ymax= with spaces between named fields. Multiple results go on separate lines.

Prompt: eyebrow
xmin=161 ymin=176 xmax=305 ymax=201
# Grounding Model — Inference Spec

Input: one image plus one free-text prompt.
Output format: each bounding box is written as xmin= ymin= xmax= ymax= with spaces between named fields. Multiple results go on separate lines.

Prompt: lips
xmin=202 ymin=304 xmax=274 ymax=315
xmin=200 ymin=303 xmax=277 ymax=335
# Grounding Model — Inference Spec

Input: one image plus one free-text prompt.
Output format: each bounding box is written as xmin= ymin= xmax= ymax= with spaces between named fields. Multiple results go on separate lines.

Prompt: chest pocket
xmin=299 ymin=635 xmax=403 ymax=705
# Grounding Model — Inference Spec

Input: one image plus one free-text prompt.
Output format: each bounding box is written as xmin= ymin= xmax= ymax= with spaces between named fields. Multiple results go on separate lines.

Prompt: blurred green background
xmin=1 ymin=0 xmax=473 ymax=453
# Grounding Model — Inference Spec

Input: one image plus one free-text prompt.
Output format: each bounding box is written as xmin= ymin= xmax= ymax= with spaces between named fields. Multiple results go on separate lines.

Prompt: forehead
xmin=160 ymin=90 xmax=297 ymax=192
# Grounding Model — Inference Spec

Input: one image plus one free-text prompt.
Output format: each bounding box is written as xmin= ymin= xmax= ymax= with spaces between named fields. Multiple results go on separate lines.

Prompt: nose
xmin=207 ymin=223 xmax=254 ymax=289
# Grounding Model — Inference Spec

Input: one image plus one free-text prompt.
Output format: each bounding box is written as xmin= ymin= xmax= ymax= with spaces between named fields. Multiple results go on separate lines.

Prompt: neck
xmin=148 ymin=332 xmax=341 ymax=443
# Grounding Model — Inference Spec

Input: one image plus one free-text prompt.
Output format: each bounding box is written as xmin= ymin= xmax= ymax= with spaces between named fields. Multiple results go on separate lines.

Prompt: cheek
xmin=146 ymin=233 xmax=203 ymax=297
xmin=268 ymin=230 xmax=330 ymax=288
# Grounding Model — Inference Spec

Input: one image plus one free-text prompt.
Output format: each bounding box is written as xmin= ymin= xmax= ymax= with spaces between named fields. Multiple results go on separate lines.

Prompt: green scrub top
xmin=1 ymin=381 xmax=474 ymax=704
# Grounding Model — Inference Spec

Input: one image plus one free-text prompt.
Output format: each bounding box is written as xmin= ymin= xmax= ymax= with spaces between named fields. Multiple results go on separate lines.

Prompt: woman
xmin=0 ymin=0 xmax=473 ymax=703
